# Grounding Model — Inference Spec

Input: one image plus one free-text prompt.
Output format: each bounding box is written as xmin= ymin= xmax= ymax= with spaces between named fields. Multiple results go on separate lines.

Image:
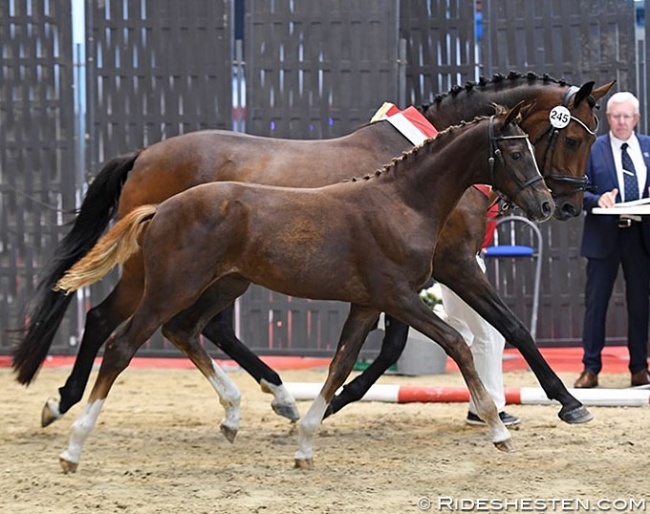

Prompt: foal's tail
xmin=54 ymin=205 xmax=158 ymax=294
xmin=12 ymin=150 xmax=141 ymax=385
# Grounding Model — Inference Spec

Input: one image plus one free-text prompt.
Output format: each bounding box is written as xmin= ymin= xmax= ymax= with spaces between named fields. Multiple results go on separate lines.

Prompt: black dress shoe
xmin=574 ymin=370 xmax=598 ymax=388
xmin=631 ymin=370 xmax=650 ymax=386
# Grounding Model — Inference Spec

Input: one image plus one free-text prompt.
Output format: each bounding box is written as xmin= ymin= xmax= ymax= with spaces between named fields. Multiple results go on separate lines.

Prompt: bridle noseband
xmin=531 ymin=85 xmax=600 ymax=197
xmin=488 ymin=115 xmax=544 ymax=210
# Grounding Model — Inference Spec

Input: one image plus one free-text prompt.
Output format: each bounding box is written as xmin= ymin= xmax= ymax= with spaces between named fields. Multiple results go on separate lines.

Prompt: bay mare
xmin=14 ymin=73 xmax=613 ymax=433
xmin=54 ymin=106 xmax=553 ymax=471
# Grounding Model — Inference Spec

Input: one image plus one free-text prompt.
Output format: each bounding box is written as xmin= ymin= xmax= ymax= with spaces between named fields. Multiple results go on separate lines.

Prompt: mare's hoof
xmin=41 ymin=398 xmax=61 ymax=428
xmin=220 ymin=424 xmax=238 ymax=443
xmin=493 ymin=439 xmax=515 ymax=453
xmin=59 ymin=457 xmax=78 ymax=474
xmin=272 ymin=402 xmax=300 ymax=422
xmin=294 ymin=458 xmax=314 ymax=469
xmin=559 ymin=405 xmax=593 ymax=424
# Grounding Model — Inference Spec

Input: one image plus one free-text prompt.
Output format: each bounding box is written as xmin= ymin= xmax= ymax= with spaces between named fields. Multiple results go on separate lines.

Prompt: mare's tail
xmin=12 ymin=151 xmax=141 ymax=385
xmin=54 ymin=205 xmax=158 ymax=294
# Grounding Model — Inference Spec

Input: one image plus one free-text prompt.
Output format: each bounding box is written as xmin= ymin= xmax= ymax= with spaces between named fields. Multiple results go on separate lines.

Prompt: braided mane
xmin=347 ymin=114 xmax=489 ymax=183
xmin=420 ymin=71 xmax=596 ymax=111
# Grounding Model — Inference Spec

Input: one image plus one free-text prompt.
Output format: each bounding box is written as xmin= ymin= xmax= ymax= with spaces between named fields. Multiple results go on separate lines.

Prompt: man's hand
xmin=598 ymin=188 xmax=619 ymax=208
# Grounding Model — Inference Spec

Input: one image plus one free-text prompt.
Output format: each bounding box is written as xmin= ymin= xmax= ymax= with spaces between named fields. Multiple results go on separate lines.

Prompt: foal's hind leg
xmin=201 ymin=305 xmax=299 ymax=421
xmin=59 ymin=313 xmax=160 ymax=473
xmin=295 ymin=304 xmax=380 ymax=468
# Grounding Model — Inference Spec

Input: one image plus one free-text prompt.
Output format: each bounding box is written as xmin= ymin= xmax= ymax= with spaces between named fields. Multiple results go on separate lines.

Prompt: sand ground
xmin=1 ymin=365 xmax=649 ymax=514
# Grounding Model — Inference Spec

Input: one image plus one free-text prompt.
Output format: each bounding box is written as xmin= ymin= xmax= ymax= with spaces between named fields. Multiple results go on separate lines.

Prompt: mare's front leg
xmin=325 ymin=314 xmax=408 ymax=418
xmin=436 ymin=255 xmax=592 ymax=424
xmin=201 ymin=304 xmax=299 ymax=421
xmin=389 ymin=292 xmax=512 ymax=451
xmin=295 ymin=304 xmax=380 ymax=469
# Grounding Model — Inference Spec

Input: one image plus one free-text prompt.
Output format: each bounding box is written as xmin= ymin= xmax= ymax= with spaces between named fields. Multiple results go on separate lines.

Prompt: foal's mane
xmin=421 ymin=70 xmax=598 ymax=112
xmin=347 ymin=113 xmax=492 ymax=184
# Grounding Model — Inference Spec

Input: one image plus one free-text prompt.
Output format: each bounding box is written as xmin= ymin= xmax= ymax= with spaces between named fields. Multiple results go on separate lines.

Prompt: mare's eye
xmin=565 ymin=137 xmax=578 ymax=149
xmin=512 ymin=152 xmax=522 ymax=160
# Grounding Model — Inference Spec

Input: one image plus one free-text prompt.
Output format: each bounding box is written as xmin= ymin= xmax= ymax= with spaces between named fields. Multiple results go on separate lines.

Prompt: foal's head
xmin=486 ymin=102 xmax=553 ymax=223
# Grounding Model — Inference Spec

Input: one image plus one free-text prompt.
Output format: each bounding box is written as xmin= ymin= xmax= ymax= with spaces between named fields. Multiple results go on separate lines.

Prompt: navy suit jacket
xmin=580 ymin=133 xmax=650 ymax=259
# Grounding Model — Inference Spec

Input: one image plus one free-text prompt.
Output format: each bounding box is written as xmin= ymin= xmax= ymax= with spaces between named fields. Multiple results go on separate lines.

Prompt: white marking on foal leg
xmin=205 ymin=360 xmax=241 ymax=440
xmin=294 ymin=394 xmax=328 ymax=463
xmin=59 ymin=399 xmax=105 ymax=469
xmin=260 ymin=379 xmax=300 ymax=421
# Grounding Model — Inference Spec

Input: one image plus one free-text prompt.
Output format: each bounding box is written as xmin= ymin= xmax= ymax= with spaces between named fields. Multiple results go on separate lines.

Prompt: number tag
xmin=549 ymin=106 xmax=571 ymax=129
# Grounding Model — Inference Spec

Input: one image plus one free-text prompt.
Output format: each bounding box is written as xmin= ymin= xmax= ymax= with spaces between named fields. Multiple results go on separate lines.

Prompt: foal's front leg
xmin=389 ymin=293 xmax=513 ymax=451
xmin=294 ymin=304 xmax=380 ymax=469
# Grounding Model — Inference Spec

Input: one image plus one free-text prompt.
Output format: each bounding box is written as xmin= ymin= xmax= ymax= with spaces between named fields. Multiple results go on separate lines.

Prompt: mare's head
xmin=488 ymin=102 xmax=554 ymax=223
xmin=423 ymin=72 xmax=615 ymax=219
xmin=519 ymin=77 xmax=615 ymax=219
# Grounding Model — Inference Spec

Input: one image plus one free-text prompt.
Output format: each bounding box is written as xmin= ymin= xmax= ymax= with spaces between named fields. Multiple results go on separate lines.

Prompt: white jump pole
xmin=284 ymin=383 xmax=650 ymax=407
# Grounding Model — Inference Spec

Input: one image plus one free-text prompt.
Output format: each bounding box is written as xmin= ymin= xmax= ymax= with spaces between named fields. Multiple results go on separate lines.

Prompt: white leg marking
xmin=206 ymin=360 xmax=241 ymax=431
xmin=59 ymin=399 xmax=105 ymax=465
xmin=490 ymin=421 xmax=511 ymax=444
xmin=45 ymin=398 xmax=62 ymax=419
xmin=294 ymin=394 xmax=328 ymax=462
xmin=261 ymin=379 xmax=300 ymax=421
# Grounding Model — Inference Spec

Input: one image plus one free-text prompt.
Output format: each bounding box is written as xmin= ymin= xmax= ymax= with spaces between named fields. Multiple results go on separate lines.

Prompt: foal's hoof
xmin=493 ymin=438 xmax=515 ymax=453
xmin=559 ymin=405 xmax=593 ymax=424
xmin=220 ymin=424 xmax=238 ymax=443
xmin=272 ymin=402 xmax=300 ymax=422
xmin=294 ymin=458 xmax=314 ymax=469
xmin=59 ymin=457 xmax=78 ymax=474
xmin=41 ymin=398 xmax=61 ymax=428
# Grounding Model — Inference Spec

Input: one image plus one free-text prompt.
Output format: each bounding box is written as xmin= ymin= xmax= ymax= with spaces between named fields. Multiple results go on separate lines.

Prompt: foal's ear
xmin=503 ymin=100 xmax=525 ymax=127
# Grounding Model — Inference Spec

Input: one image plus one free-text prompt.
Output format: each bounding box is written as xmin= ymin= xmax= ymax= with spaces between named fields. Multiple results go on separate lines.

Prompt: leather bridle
xmin=530 ymin=85 xmax=600 ymax=198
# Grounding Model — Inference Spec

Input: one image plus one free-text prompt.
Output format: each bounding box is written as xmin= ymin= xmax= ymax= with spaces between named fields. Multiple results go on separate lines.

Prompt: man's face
xmin=607 ymin=100 xmax=639 ymax=141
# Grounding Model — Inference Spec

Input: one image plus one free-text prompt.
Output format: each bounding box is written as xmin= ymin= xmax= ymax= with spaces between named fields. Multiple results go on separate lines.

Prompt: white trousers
xmin=439 ymin=256 xmax=506 ymax=414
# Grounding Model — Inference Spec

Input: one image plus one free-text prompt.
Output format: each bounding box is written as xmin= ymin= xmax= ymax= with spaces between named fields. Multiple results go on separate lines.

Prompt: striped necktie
xmin=621 ymin=142 xmax=639 ymax=202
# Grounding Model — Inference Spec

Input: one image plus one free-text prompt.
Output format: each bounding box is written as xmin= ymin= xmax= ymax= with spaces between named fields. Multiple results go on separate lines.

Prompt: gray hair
xmin=607 ymin=92 xmax=639 ymax=114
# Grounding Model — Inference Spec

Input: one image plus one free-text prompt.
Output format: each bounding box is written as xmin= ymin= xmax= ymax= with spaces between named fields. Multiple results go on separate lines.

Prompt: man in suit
xmin=575 ymin=91 xmax=650 ymax=388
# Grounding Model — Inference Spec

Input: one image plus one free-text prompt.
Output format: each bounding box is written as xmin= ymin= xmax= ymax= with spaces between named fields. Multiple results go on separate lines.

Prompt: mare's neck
xmin=422 ymin=82 xmax=564 ymax=130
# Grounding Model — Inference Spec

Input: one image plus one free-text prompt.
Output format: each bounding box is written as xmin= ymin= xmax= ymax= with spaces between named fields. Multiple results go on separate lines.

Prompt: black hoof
xmin=558 ymin=405 xmax=593 ymax=424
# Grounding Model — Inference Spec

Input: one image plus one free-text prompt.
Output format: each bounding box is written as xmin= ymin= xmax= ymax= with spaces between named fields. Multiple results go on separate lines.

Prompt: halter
xmin=531 ymin=85 xmax=600 ymax=197
xmin=488 ymin=114 xmax=544 ymax=209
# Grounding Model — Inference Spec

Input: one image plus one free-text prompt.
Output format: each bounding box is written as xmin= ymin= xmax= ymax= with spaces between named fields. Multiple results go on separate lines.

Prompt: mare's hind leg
xmin=387 ymin=290 xmax=512 ymax=451
xmin=295 ymin=304 xmax=380 ymax=469
xmin=43 ymin=259 xmax=144 ymax=427
xmin=325 ymin=314 xmax=408 ymax=418
xmin=202 ymin=305 xmax=299 ymax=422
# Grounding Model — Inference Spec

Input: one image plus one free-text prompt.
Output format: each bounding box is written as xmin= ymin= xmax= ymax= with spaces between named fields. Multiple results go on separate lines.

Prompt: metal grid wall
xmin=0 ymin=0 xmax=643 ymax=356
xmin=245 ymin=0 xmax=399 ymax=139
xmin=0 ymin=0 xmax=76 ymax=352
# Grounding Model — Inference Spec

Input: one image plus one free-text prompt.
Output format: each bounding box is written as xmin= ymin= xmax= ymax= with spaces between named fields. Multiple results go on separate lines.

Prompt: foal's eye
xmin=565 ymin=137 xmax=578 ymax=149
xmin=511 ymin=152 xmax=522 ymax=160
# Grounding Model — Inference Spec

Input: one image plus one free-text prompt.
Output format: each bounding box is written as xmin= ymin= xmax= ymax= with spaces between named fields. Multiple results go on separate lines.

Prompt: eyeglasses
xmin=608 ymin=113 xmax=636 ymax=121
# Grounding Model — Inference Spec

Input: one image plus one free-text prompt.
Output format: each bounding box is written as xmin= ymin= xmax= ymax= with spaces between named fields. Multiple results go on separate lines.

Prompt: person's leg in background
xmin=439 ymin=281 xmax=520 ymax=426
